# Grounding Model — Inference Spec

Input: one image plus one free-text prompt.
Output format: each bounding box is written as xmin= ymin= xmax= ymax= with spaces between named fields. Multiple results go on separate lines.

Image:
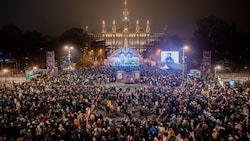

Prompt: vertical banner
xmin=201 ymin=51 xmax=211 ymax=78
xmin=46 ymin=51 xmax=56 ymax=76
xmin=133 ymin=71 xmax=141 ymax=83
xmin=54 ymin=67 xmax=58 ymax=76
xmin=25 ymin=70 xmax=31 ymax=81
xmin=116 ymin=71 xmax=124 ymax=82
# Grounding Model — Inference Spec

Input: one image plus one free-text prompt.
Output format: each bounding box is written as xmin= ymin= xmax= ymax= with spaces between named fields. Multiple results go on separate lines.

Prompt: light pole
xmin=65 ymin=45 xmax=73 ymax=70
xmin=33 ymin=66 xmax=38 ymax=70
xmin=214 ymin=65 xmax=221 ymax=78
xmin=155 ymin=48 xmax=161 ymax=63
xmin=3 ymin=69 xmax=8 ymax=82
xmin=182 ymin=46 xmax=188 ymax=84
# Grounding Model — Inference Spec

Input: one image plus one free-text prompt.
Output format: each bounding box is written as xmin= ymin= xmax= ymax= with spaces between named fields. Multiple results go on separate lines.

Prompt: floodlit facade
xmin=90 ymin=0 xmax=164 ymax=56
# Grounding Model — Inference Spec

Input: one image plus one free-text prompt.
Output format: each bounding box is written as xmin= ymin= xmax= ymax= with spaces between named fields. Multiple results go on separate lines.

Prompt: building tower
xmin=112 ymin=20 xmax=116 ymax=33
xmin=102 ymin=20 xmax=106 ymax=34
xmin=90 ymin=0 xmax=164 ymax=56
xmin=122 ymin=0 xmax=129 ymax=33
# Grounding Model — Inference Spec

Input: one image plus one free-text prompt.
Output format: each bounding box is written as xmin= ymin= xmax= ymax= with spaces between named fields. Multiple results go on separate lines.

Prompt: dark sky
xmin=0 ymin=0 xmax=249 ymax=38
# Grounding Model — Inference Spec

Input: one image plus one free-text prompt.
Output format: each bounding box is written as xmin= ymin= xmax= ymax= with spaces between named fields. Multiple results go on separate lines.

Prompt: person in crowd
xmin=165 ymin=53 xmax=174 ymax=63
xmin=0 ymin=66 xmax=250 ymax=141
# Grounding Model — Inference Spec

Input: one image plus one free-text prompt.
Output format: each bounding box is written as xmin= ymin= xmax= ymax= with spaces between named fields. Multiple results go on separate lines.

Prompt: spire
xmin=112 ymin=20 xmax=116 ymax=33
xmin=102 ymin=20 xmax=106 ymax=33
xmin=122 ymin=0 xmax=129 ymax=22
xmin=122 ymin=0 xmax=129 ymax=33
xmin=146 ymin=20 xmax=150 ymax=33
xmin=136 ymin=20 xmax=140 ymax=33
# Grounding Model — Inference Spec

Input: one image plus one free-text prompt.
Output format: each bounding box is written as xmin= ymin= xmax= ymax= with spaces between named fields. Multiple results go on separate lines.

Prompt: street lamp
xmin=156 ymin=49 xmax=161 ymax=62
xmin=2 ymin=69 xmax=8 ymax=82
xmin=182 ymin=46 xmax=188 ymax=84
xmin=214 ymin=65 xmax=221 ymax=78
xmin=156 ymin=49 xmax=161 ymax=56
xmin=65 ymin=45 xmax=73 ymax=70
xmin=33 ymin=66 xmax=38 ymax=70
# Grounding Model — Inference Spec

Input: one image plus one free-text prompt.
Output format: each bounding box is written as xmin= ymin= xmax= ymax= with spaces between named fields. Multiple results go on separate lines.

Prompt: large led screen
xmin=108 ymin=48 xmax=143 ymax=67
xmin=161 ymin=51 xmax=179 ymax=63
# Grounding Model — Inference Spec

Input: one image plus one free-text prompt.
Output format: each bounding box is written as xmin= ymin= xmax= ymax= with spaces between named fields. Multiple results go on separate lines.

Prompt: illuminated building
xmin=90 ymin=0 xmax=165 ymax=56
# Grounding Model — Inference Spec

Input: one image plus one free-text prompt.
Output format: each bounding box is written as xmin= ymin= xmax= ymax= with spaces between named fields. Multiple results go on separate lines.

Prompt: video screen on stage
xmin=161 ymin=51 xmax=179 ymax=63
xmin=108 ymin=48 xmax=143 ymax=67
xmin=110 ymin=53 xmax=140 ymax=66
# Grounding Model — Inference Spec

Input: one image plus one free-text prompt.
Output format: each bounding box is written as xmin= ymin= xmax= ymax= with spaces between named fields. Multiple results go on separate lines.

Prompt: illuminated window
xmin=129 ymin=34 xmax=135 ymax=37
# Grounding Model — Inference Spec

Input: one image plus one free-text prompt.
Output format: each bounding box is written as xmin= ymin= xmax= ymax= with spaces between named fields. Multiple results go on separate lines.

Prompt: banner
xmin=203 ymin=51 xmax=211 ymax=59
xmin=25 ymin=70 xmax=31 ymax=81
xmin=46 ymin=51 xmax=56 ymax=76
xmin=133 ymin=71 xmax=141 ymax=83
xmin=201 ymin=51 xmax=211 ymax=78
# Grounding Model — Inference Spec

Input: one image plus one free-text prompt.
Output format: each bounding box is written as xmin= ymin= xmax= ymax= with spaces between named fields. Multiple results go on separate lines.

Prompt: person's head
xmin=167 ymin=53 xmax=172 ymax=57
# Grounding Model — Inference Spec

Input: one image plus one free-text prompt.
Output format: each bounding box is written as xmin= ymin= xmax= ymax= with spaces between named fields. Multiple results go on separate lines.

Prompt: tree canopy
xmin=194 ymin=16 xmax=250 ymax=70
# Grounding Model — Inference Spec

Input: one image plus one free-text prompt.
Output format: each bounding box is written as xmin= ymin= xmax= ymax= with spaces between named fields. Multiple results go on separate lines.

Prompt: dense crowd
xmin=0 ymin=67 xmax=250 ymax=141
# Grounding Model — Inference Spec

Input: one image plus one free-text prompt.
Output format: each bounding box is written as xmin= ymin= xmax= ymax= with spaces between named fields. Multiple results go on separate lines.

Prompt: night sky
xmin=0 ymin=0 xmax=249 ymax=38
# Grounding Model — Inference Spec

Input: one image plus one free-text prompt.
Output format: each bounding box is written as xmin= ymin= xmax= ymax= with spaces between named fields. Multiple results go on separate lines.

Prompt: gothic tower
xmin=90 ymin=0 xmax=163 ymax=55
xmin=122 ymin=0 xmax=129 ymax=33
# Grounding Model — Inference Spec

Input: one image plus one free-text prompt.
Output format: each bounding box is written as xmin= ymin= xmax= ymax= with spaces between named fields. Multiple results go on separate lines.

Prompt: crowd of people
xmin=0 ymin=67 xmax=250 ymax=141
